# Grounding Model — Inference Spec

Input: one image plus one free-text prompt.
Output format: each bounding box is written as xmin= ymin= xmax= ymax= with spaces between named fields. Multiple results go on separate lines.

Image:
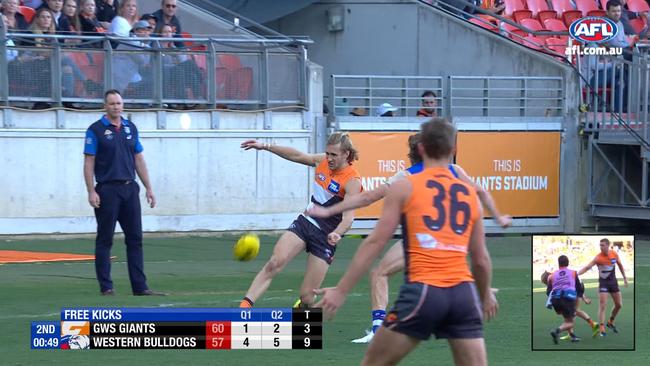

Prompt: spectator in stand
xmin=603 ymin=0 xmax=635 ymax=61
xmin=2 ymin=14 xmax=19 ymax=61
xmin=80 ymin=0 xmax=106 ymax=35
xmin=38 ymin=0 xmax=72 ymax=34
xmin=376 ymin=102 xmax=398 ymax=117
xmin=109 ymin=0 xmax=137 ymax=37
xmin=62 ymin=0 xmax=81 ymax=34
xmin=22 ymin=1 xmax=43 ymax=10
xmin=416 ymin=90 xmax=438 ymax=117
xmin=113 ymin=20 xmax=152 ymax=96
xmin=618 ymin=0 xmax=649 ymax=37
xmin=140 ymin=13 xmax=156 ymax=34
xmin=96 ymin=0 xmax=118 ymax=28
xmin=153 ymin=0 xmax=182 ymax=47
xmin=9 ymin=8 xmax=63 ymax=103
xmin=2 ymin=0 xmax=30 ymax=31
xmin=21 ymin=8 xmax=55 ymax=48
xmin=159 ymin=23 xmax=202 ymax=102
xmin=350 ymin=107 xmax=367 ymax=116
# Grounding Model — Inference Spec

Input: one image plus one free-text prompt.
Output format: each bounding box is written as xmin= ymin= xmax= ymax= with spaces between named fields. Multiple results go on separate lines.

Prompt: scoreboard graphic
xmin=31 ymin=308 xmax=322 ymax=350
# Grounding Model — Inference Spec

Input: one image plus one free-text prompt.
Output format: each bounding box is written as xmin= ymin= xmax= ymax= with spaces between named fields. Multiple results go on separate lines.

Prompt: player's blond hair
xmin=327 ymin=132 xmax=359 ymax=163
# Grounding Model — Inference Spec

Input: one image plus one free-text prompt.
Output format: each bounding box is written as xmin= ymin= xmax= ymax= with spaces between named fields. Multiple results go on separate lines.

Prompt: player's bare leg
xmin=361 ymin=326 xmax=419 ymax=366
xmin=448 ymin=338 xmax=488 ymax=366
xmin=551 ymin=316 xmax=575 ymax=344
xmin=298 ymin=254 xmax=330 ymax=307
xmin=563 ymin=299 xmax=596 ymax=341
xmin=607 ymin=291 xmax=622 ymax=333
xmin=370 ymin=241 xmax=405 ymax=311
xmin=240 ymin=231 xmax=306 ymax=307
xmin=598 ymin=292 xmax=608 ymax=335
xmin=351 ymin=241 xmax=404 ymax=343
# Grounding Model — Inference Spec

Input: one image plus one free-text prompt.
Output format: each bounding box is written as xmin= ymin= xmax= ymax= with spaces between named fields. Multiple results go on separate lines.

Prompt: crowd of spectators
xmin=533 ymin=236 xmax=634 ymax=281
xmin=1 ymin=0 xmax=199 ymax=108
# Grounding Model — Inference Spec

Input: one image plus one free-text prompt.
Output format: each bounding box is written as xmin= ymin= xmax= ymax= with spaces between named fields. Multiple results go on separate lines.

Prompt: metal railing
xmin=0 ymin=33 xmax=308 ymax=109
xmin=580 ymin=50 xmax=650 ymax=144
xmin=331 ymin=75 xmax=444 ymax=117
xmin=331 ymin=74 xmax=566 ymax=117
xmin=450 ymin=76 xmax=565 ymax=117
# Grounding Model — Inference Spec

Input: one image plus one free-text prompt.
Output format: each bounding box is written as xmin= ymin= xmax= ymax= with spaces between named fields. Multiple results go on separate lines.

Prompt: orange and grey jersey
xmin=401 ymin=166 xmax=480 ymax=287
xmin=303 ymin=159 xmax=362 ymax=233
xmin=594 ymin=251 xmax=620 ymax=283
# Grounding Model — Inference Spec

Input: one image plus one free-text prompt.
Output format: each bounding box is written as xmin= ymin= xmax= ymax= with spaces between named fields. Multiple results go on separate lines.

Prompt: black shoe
xmin=607 ymin=322 xmax=619 ymax=333
xmin=571 ymin=335 xmax=581 ymax=342
xmin=134 ymin=289 xmax=167 ymax=296
xmin=550 ymin=330 xmax=559 ymax=345
xmin=101 ymin=289 xmax=115 ymax=296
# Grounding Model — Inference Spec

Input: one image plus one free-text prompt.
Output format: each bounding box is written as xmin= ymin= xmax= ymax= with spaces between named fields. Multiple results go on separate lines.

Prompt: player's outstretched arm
xmin=327 ymin=179 xmax=363 ymax=245
xmin=306 ymin=184 xmax=389 ymax=218
xmin=453 ymin=164 xmax=512 ymax=228
xmin=577 ymin=258 xmax=597 ymax=276
xmin=315 ymin=179 xmax=409 ymax=319
xmin=467 ymin=204 xmax=498 ymax=321
xmin=241 ymin=139 xmax=325 ymax=167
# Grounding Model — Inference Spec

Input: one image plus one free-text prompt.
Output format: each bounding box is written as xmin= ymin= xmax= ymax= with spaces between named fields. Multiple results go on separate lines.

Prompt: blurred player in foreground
xmin=578 ymin=238 xmax=628 ymax=336
xmin=307 ymin=132 xmax=511 ymax=343
xmin=238 ymin=133 xmax=362 ymax=308
xmin=316 ymin=118 xmax=498 ymax=366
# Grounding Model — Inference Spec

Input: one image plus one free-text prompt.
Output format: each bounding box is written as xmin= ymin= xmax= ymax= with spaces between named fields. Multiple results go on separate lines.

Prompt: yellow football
xmin=233 ymin=233 xmax=260 ymax=261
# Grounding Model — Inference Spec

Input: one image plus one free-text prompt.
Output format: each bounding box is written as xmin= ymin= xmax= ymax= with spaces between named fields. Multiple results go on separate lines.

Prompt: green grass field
xmin=0 ymin=234 xmax=646 ymax=365
xmin=532 ymin=280 xmax=634 ymax=350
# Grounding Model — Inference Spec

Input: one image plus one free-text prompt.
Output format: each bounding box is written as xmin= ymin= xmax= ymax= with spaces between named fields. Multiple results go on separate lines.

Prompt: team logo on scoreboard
xmin=60 ymin=321 xmax=91 ymax=350
xmin=61 ymin=321 xmax=90 ymax=336
xmin=61 ymin=335 xmax=91 ymax=350
xmin=569 ymin=17 xmax=618 ymax=44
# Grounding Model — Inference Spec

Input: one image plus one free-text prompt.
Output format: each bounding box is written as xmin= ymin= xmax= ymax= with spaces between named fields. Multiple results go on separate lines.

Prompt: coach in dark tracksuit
xmin=83 ymin=89 xmax=163 ymax=296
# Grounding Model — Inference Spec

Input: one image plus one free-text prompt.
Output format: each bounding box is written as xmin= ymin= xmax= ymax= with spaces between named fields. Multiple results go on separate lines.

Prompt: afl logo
xmin=317 ymin=173 xmax=326 ymax=182
xmin=569 ymin=17 xmax=618 ymax=44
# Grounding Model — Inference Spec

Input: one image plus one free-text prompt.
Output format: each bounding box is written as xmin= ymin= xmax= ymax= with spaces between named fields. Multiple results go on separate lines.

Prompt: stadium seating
xmin=504 ymin=0 xmax=533 ymax=23
xmin=544 ymin=18 xmax=569 ymax=32
xmin=520 ymin=18 xmax=548 ymax=37
xmin=187 ymin=54 xmax=252 ymax=101
xmin=629 ymin=18 xmax=646 ymax=34
xmin=525 ymin=0 xmax=558 ymax=23
xmin=549 ymin=0 xmax=583 ymax=27
xmin=545 ymin=36 xmax=569 ymax=55
xmin=626 ymin=0 xmax=650 ymax=13
xmin=521 ymin=35 xmax=545 ymax=50
xmin=575 ymin=0 xmax=607 ymax=17
xmin=502 ymin=22 xmax=529 ymax=38
xmin=469 ymin=17 xmax=500 ymax=32
xmin=181 ymin=32 xmax=194 ymax=48
xmin=18 ymin=5 xmax=35 ymax=23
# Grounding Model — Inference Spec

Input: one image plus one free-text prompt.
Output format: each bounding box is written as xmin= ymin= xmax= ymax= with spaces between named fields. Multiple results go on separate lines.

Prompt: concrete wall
xmin=0 ymin=112 xmax=312 ymax=235
xmin=0 ymin=57 xmax=325 ymax=236
xmin=267 ymin=1 xmax=571 ymax=98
